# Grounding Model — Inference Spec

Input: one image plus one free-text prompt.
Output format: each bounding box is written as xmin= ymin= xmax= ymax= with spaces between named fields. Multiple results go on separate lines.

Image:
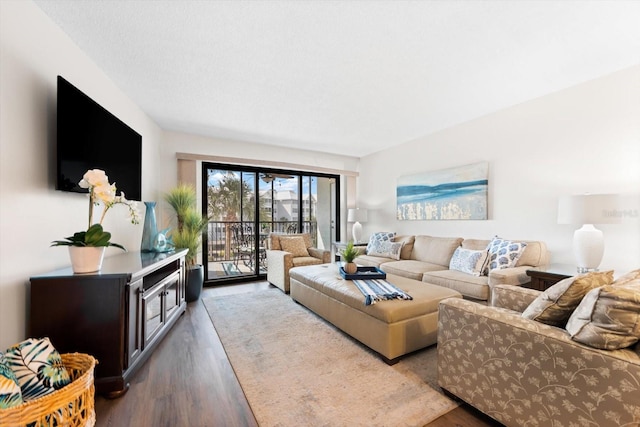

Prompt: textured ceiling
xmin=34 ymin=1 xmax=640 ymax=157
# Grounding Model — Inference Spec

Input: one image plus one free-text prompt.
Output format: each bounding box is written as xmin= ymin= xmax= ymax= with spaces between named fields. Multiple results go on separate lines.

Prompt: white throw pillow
xmin=449 ymin=247 xmax=489 ymax=277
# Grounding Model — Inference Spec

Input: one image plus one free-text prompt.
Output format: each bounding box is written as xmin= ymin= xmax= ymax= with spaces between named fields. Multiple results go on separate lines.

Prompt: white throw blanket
xmin=352 ymin=279 xmax=413 ymax=306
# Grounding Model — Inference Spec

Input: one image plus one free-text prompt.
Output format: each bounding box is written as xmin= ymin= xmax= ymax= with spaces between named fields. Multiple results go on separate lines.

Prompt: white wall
xmin=158 ymin=130 xmax=359 ymax=226
xmin=0 ymin=1 xmax=164 ymax=349
xmin=358 ymin=65 xmax=640 ymax=274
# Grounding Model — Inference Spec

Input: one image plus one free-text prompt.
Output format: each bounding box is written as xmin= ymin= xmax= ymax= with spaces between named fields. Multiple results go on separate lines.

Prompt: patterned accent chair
xmin=266 ymin=233 xmax=331 ymax=293
xmin=437 ymin=285 xmax=640 ymax=426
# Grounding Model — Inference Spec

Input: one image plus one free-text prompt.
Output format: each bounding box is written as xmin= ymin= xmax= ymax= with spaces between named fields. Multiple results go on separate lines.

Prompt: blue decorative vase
xmin=141 ymin=201 xmax=158 ymax=253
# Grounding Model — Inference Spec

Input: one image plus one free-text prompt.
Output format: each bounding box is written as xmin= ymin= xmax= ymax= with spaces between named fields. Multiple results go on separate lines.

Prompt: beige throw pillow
xmin=566 ymin=278 xmax=640 ymax=350
xmin=279 ymin=236 xmax=310 ymax=257
xmin=522 ymin=270 xmax=614 ymax=327
xmin=612 ymin=268 xmax=640 ymax=286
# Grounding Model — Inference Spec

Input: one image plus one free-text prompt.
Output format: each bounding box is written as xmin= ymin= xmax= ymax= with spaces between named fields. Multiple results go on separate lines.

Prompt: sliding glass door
xmin=202 ymin=163 xmax=339 ymax=284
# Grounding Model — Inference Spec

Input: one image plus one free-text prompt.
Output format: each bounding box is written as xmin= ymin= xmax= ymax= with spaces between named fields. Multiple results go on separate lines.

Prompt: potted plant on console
xmin=165 ymin=184 xmax=209 ymax=302
xmin=51 ymin=169 xmax=140 ymax=273
xmin=340 ymin=241 xmax=359 ymax=274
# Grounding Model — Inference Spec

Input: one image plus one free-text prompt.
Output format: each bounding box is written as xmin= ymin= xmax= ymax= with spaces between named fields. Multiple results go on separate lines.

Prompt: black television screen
xmin=56 ymin=76 xmax=142 ymax=201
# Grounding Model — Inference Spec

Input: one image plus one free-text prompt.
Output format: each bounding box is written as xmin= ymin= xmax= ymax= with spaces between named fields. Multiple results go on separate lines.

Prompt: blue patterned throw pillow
xmin=449 ymin=248 xmax=489 ymax=276
xmin=486 ymin=236 xmax=527 ymax=273
xmin=366 ymin=232 xmax=396 ymax=254
xmin=4 ymin=337 xmax=71 ymax=400
xmin=0 ymin=352 xmax=23 ymax=409
xmin=368 ymin=240 xmax=404 ymax=260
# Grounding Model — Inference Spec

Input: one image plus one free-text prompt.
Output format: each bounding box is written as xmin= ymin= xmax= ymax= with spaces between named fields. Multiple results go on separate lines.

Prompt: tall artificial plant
xmin=165 ymin=184 xmax=208 ymax=267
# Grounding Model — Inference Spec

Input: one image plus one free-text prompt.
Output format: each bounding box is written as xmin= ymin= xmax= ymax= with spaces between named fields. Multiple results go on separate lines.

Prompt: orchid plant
xmin=51 ymin=169 xmax=140 ymax=250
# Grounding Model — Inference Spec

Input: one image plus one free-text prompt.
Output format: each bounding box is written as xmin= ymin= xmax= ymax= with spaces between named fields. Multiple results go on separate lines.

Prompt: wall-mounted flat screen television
xmin=56 ymin=75 xmax=142 ymax=201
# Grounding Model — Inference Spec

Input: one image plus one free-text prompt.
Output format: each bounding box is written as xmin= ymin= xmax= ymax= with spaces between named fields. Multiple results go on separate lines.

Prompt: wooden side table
xmin=525 ymin=264 xmax=577 ymax=291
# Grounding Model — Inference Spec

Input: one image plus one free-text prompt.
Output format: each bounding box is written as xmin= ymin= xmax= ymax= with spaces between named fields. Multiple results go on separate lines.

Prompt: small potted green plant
xmin=340 ymin=241 xmax=360 ymax=274
xmin=165 ymin=184 xmax=209 ymax=302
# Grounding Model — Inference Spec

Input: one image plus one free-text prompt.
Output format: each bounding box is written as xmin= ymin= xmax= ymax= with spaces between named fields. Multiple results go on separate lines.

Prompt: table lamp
xmin=347 ymin=208 xmax=368 ymax=243
xmin=557 ymin=193 xmax=620 ymax=273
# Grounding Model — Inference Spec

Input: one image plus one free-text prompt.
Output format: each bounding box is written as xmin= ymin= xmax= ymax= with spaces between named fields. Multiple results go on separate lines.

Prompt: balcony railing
xmin=206 ymin=220 xmax=318 ymax=264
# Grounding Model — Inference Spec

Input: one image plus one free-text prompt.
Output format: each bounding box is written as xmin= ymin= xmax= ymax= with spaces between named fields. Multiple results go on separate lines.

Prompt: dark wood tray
xmin=339 ymin=266 xmax=387 ymax=280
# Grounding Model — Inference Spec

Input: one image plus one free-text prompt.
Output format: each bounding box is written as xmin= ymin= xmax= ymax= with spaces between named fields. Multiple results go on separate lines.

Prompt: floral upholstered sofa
xmin=437 ymin=276 xmax=640 ymax=427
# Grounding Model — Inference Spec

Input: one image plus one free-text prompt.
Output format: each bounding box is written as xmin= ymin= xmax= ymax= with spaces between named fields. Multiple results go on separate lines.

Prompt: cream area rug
xmin=203 ymin=288 xmax=458 ymax=427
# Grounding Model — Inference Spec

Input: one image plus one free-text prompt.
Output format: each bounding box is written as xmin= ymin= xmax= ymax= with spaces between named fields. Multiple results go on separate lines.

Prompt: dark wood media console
xmin=30 ymin=249 xmax=188 ymax=398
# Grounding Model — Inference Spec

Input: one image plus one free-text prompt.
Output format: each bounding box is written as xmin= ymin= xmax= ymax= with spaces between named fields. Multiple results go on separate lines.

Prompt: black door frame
xmin=201 ymin=162 xmax=341 ymax=286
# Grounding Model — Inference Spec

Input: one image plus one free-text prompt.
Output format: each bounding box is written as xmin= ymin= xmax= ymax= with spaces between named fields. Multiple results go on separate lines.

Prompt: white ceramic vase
xmin=68 ymin=246 xmax=106 ymax=273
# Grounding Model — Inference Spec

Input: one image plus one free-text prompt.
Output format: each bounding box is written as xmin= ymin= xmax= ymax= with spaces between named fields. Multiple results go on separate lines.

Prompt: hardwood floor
xmin=95 ymin=281 xmax=501 ymax=427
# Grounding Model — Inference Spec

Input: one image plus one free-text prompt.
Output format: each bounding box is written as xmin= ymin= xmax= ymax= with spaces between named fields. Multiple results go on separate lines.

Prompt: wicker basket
xmin=0 ymin=353 xmax=97 ymax=427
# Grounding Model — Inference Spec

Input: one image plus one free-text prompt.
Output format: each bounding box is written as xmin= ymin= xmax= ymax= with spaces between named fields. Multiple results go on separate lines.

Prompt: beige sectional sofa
xmin=355 ymin=235 xmax=549 ymax=302
xmin=438 ymin=285 xmax=640 ymax=426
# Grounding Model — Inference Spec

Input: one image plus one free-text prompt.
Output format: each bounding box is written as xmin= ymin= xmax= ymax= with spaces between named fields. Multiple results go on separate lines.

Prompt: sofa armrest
xmin=307 ymin=247 xmax=331 ymax=263
xmin=266 ymin=249 xmax=294 ymax=292
xmin=490 ymin=284 xmax=540 ymax=312
xmin=437 ymin=298 xmax=640 ymax=426
xmin=487 ymin=265 xmax=532 ymax=287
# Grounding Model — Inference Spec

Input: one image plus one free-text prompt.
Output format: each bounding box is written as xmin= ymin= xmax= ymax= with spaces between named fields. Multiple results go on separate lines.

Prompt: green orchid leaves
xmin=51 ymin=224 xmax=125 ymax=250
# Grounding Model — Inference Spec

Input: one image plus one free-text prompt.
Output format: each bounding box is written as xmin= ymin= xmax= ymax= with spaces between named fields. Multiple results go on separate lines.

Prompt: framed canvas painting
xmin=397 ymin=162 xmax=488 ymax=220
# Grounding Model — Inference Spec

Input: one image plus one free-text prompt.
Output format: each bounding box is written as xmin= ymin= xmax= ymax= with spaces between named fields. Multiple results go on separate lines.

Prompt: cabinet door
xmin=127 ymin=278 xmax=143 ymax=369
xmin=142 ymin=281 xmax=165 ymax=349
xmin=164 ymin=271 xmax=181 ymax=323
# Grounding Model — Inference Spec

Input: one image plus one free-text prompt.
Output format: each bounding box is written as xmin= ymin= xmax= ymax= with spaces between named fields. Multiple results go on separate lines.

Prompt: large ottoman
xmin=289 ymin=263 xmax=462 ymax=364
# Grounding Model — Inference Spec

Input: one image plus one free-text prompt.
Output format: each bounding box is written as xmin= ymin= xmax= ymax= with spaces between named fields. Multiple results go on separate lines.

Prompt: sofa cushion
xmin=449 ymin=248 xmax=489 ymax=277
xmin=269 ymin=233 xmax=312 ymax=250
xmin=515 ymin=241 xmax=549 ymax=267
xmin=367 ymin=240 xmax=404 ymax=260
xmin=423 ymin=270 xmax=490 ymax=301
xmin=461 ymin=238 xmax=491 ymax=251
xmin=393 ymin=235 xmax=415 ymax=260
xmin=612 ymin=268 xmax=640 ymax=286
xmin=354 ymin=254 xmax=394 ymax=267
xmin=292 ymin=257 xmax=324 ymax=267
xmin=566 ymin=278 xmax=640 ymax=350
xmin=522 ymin=270 xmax=614 ymax=327
xmin=486 ymin=236 xmax=527 ymax=273
xmin=366 ymin=232 xmax=396 ymax=254
xmin=279 ymin=236 xmax=310 ymax=257
xmin=410 ymin=236 xmax=463 ymax=267
xmin=380 ymin=260 xmax=444 ymax=281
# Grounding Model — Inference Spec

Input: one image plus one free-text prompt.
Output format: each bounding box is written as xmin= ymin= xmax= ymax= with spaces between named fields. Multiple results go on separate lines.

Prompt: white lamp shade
xmin=557 ymin=194 xmax=621 ymax=225
xmin=347 ymin=208 xmax=368 ymax=223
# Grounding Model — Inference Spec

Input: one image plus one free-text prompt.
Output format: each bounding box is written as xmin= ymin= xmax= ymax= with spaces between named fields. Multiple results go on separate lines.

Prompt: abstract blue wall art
xmin=397 ymin=162 xmax=489 ymax=220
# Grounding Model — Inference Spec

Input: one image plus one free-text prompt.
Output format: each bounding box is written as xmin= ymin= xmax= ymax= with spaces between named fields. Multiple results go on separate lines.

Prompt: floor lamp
xmin=347 ymin=208 xmax=368 ymax=243
xmin=557 ymin=194 xmax=620 ymax=273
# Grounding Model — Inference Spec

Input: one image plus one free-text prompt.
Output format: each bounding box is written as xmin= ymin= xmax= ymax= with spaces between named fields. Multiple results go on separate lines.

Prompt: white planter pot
xmin=68 ymin=246 xmax=106 ymax=273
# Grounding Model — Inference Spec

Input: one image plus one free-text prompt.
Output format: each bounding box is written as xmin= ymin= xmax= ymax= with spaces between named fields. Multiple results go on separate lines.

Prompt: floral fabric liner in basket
xmin=3 ymin=337 xmax=71 ymax=401
xmin=0 ymin=352 xmax=97 ymax=427
xmin=0 ymin=352 xmax=23 ymax=409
